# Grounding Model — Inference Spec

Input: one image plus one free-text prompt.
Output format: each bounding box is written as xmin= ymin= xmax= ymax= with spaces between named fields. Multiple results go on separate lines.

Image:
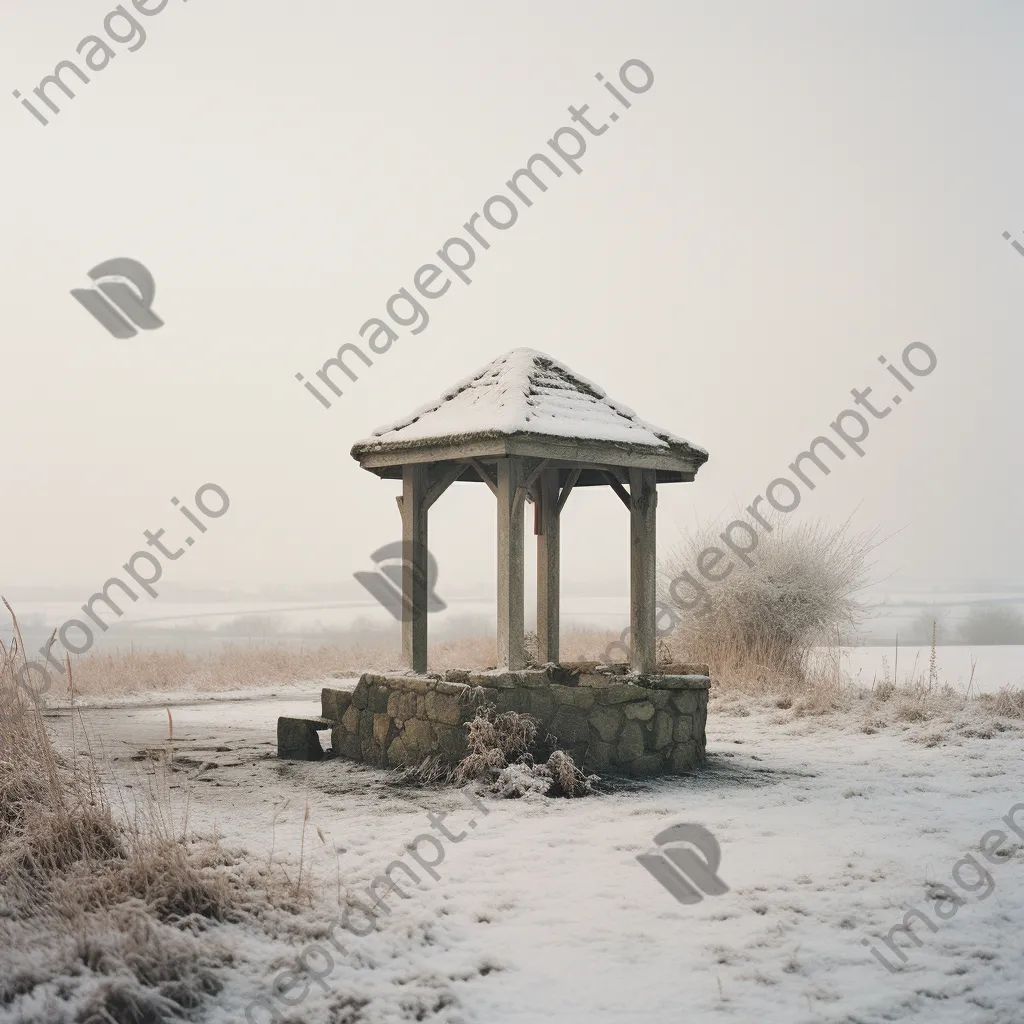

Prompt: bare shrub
xmin=545 ymin=749 xmax=598 ymax=797
xmin=661 ymin=515 xmax=875 ymax=689
xmin=453 ymin=704 xmax=538 ymax=785
xmin=454 ymin=705 xmax=596 ymax=797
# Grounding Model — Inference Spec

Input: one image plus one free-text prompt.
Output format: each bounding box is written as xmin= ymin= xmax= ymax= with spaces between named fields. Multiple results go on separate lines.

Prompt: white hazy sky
xmin=1 ymin=0 xmax=1021 ymax=599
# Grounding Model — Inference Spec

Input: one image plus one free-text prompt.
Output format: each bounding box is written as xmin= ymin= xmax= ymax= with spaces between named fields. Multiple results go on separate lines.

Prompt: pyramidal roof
xmin=351 ymin=348 xmax=707 ymax=459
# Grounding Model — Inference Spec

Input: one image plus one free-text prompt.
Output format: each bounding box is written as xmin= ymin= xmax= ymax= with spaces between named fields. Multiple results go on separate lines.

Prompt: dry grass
xmin=0 ymin=605 xmax=298 ymax=1021
xmin=54 ymin=627 xmax=622 ymax=698
xmin=66 ymin=642 xmax=395 ymax=696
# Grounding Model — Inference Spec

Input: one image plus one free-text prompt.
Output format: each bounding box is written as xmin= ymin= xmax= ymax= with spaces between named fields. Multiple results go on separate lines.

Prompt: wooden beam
xmin=356 ymin=434 xmax=707 ymax=477
xmin=400 ymin=464 xmax=429 ymax=673
xmin=496 ymin=457 xmax=526 ymax=670
xmin=425 ymin=462 xmax=465 ymax=510
xmin=629 ymin=468 xmax=658 ymax=675
xmin=603 ymin=471 xmax=631 ymax=509
xmin=523 ymin=457 xmax=550 ymax=491
xmin=555 ymin=467 xmax=582 ymax=515
xmin=468 ymin=457 xmax=499 ymax=497
xmin=537 ymin=467 xmax=560 ymax=664
xmin=513 ymin=457 xmax=548 ymax=507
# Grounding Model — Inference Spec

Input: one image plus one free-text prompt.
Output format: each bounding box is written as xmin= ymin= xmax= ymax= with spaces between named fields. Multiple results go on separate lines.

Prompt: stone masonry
xmin=304 ymin=663 xmax=710 ymax=778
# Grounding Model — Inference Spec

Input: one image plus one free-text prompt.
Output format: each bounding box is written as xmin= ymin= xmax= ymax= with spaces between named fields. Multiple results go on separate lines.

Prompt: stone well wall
xmin=319 ymin=663 xmax=710 ymax=777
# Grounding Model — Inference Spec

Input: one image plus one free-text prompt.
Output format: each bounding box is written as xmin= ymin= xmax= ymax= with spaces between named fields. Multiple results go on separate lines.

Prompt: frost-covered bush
xmin=455 ymin=705 xmax=598 ymax=797
xmin=662 ymin=516 xmax=874 ymax=679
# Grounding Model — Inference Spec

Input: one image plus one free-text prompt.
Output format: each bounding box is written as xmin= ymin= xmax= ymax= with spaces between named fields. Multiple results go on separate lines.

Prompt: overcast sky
xmin=1 ymin=0 xmax=1021 ymax=601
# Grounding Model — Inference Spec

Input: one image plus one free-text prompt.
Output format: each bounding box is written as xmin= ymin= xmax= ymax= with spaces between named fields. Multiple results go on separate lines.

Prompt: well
xmin=278 ymin=349 xmax=713 ymax=776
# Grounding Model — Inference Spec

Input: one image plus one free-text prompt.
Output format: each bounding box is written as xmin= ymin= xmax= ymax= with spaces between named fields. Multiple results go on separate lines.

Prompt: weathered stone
xmin=570 ymin=687 xmax=595 ymax=709
xmin=617 ymin=721 xmax=645 ymax=762
xmin=425 ymin=691 xmax=464 ymax=726
xmin=321 ymin=688 xmax=353 ymax=721
xmin=434 ymin=724 xmax=468 ymax=762
xmin=596 ymin=685 xmax=646 ymax=706
xmin=589 ymin=706 xmax=623 ymax=743
xmin=468 ymin=672 xmax=517 ymax=689
xmin=341 ymin=704 xmax=361 ymax=734
xmin=360 ymin=734 xmax=383 ymax=766
xmin=672 ymin=690 xmax=702 ymax=714
xmin=641 ymin=675 xmax=711 ymax=691
xmin=624 ymin=701 xmax=655 ymax=721
xmin=333 ymin=725 xmax=361 ymax=760
xmin=373 ymin=713 xmax=392 ymax=745
xmin=492 ymin=689 xmax=521 ymax=713
xmin=395 ymin=677 xmax=432 ymax=694
xmin=517 ymin=670 xmax=553 ymax=689
xmin=670 ymin=740 xmax=700 ymax=773
xmin=330 ymin=669 xmax=710 ymax=776
xmin=359 ymin=708 xmax=375 ymax=740
xmin=629 ymin=754 xmax=665 ymax=777
xmin=694 ymin=706 xmax=708 ymax=747
xmin=673 ymin=714 xmax=694 ymax=742
xmin=402 ymin=718 xmax=435 ymax=754
xmin=586 ymin=740 xmax=615 ymax=769
xmin=552 ymin=685 xmax=595 ymax=709
xmin=387 ymin=736 xmax=411 ymax=767
xmin=444 ymin=669 xmax=470 ymax=683
xmin=658 ymin=663 xmax=710 ymax=677
xmin=550 ymin=707 xmax=589 ymax=745
xmin=277 ymin=717 xmax=330 ymax=760
xmin=652 ymin=711 xmax=674 ymax=750
xmin=434 ymin=680 xmax=468 ymax=696
xmin=525 ymin=689 xmax=554 ymax=720
xmin=387 ymin=690 xmax=417 ymax=722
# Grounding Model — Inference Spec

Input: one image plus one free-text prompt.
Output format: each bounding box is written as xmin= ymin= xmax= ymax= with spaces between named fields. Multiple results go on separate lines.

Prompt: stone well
xmin=281 ymin=662 xmax=710 ymax=777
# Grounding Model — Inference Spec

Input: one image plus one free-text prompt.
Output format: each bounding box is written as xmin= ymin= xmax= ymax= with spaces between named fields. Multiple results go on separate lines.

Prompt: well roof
xmin=350 ymin=349 xmax=708 ymax=476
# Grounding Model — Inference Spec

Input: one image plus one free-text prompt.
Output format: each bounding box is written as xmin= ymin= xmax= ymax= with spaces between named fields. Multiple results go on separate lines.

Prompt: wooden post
xmin=496 ymin=456 xmax=526 ymax=670
xmin=629 ymin=468 xmax=657 ymax=675
xmin=400 ymin=463 xmax=429 ymax=673
xmin=536 ymin=468 xmax=560 ymax=664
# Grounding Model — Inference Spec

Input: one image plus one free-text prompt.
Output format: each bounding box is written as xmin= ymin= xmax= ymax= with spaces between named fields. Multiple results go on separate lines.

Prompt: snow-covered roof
xmin=351 ymin=348 xmax=707 ymax=460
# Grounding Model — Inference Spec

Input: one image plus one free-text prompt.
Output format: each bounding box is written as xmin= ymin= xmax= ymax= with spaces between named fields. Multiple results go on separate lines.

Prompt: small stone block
xmin=321 ymin=688 xmax=353 ymax=721
xmin=277 ymin=716 xmax=332 ymax=760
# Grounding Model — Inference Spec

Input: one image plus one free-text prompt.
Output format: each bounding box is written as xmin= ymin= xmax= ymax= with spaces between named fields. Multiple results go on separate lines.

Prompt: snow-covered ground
xmin=33 ymin=686 xmax=1024 ymax=1024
